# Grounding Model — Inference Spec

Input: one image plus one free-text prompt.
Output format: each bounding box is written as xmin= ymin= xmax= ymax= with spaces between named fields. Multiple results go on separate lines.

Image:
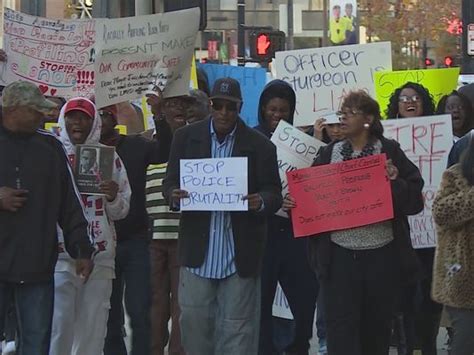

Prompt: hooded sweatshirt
xmin=254 ymin=80 xmax=296 ymax=138
xmin=254 ymin=80 xmax=297 ymax=234
xmin=56 ymin=97 xmax=131 ymax=276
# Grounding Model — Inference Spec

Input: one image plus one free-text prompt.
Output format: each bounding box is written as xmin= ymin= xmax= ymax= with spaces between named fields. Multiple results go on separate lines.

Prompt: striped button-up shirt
xmin=188 ymin=120 xmax=237 ymax=279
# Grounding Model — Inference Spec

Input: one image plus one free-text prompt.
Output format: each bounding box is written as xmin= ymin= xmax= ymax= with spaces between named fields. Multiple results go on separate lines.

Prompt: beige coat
xmin=432 ymin=164 xmax=474 ymax=309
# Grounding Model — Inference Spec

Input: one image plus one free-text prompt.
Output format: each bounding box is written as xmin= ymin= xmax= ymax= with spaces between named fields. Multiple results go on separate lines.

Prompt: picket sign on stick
xmin=274 ymin=42 xmax=392 ymax=126
xmin=382 ymin=115 xmax=453 ymax=248
xmin=94 ymin=8 xmax=200 ymax=108
xmin=271 ymin=120 xmax=325 ymax=217
xmin=375 ymin=68 xmax=460 ymax=118
xmin=1 ymin=8 xmax=95 ymax=97
xmin=288 ymin=154 xmax=394 ymax=237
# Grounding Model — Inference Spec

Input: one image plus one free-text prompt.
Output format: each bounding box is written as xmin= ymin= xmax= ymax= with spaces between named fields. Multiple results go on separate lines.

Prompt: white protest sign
xmin=382 ymin=115 xmax=453 ymax=248
xmin=2 ymin=8 xmax=95 ymax=98
xmin=271 ymin=120 xmax=325 ymax=217
xmin=180 ymin=157 xmax=248 ymax=211
xmin=274 ymin=42 xmax=392 ymax=126
xmin=272 ymin=283 xmax=294 ymax=320
xmin=94 ymin=8 xmax=199 ymax=108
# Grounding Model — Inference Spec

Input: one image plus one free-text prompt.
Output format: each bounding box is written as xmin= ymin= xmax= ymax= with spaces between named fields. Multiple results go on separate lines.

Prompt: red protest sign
xmin=287 ymin=154 xmax=394 ymax=238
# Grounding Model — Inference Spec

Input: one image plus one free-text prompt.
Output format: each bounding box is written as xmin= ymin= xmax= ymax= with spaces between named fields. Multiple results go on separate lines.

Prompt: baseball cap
xmin=64 ymin=99 xmax=95 ymax=119
xmin=1 ymin=81 xmax=57 ymax=113
xmin=210 ymin=78 xmax=242 ymax=103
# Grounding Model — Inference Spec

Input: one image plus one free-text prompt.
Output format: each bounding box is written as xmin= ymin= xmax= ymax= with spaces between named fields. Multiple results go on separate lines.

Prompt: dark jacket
xmin=447 ymin=130 xmax=473 ymax=167
xmin=254 ymin=80 xmax=297 ymax=235
xmin=308 ymin=137 xmax=424 ymax=282
xmin=0 ymin=125 xmax=94 ymax=283
xmin=105 ymin=126 xmax=171 ymax=240
xmin=163 ymin=118 xmax=282 ymax=278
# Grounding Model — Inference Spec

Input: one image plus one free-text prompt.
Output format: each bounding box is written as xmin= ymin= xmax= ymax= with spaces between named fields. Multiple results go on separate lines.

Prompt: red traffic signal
xmin=249 ymin=30 xmax=285 ymax=61
xmin=257 ymin=34 xmax=271 ymax=56
xmin=444 ymin=56 xmax=454 ymax=67
xmin=424 ymin=58 xmax=434 ymax=67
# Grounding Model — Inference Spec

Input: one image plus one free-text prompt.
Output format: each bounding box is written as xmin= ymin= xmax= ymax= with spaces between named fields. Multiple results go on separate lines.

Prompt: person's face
xmin=445 ymin=95 xmax=467 ymax=135
xmin=263 ymin=97 xmax=291 ymax=132
xmin=398 ymin=88 xmax=423 ymax=118
xmin=345 ymin=5 xmax=353 ymax=17
xmin=211 ymin=99 xmax=240 ymax=136
xmin=146 ymin=94 xmax=161 ymax=116
xmin=187 ymin=100 xmax=209 ymax=124
xmin=15 ymin=106 xmax=45 ymax=133
xmin=325 ymin=123 xmax=344 ymax=142
xmin=100 ymin=111 xmax=117 ymax=138
xmin=338 ymin=107 xmax=371 ymax=139
xmin=333 ymin=7 xmax=341 ymax=19
xmin=65 ymin=110 xmax=94 ymax=145
xmin=43 ymin=97 xmax=64 ymax=123
xmin=80 ymin=150 xmax=94 ymax=171
xmin=162 ymin=97 xmax=191 ymax=132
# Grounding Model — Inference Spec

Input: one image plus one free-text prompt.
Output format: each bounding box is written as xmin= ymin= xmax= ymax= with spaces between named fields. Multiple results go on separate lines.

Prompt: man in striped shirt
xmin=163 ymin=78 xmax=282 ymax=354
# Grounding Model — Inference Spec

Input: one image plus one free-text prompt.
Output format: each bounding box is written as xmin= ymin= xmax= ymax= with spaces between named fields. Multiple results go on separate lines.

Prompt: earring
xmin=364 ymin=123 xmax=370 ymax=129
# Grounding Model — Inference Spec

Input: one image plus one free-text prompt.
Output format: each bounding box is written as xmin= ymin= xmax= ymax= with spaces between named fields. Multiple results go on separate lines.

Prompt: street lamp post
xmin=237 ymin=0 xmax=245 ymax=65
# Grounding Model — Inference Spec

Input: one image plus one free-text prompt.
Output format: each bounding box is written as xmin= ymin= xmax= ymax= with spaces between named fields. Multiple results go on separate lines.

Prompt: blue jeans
xmin=0 ymin=280 xmax=54 ymax=355
xmin=104 ymin=238 xmax=151 ymax=355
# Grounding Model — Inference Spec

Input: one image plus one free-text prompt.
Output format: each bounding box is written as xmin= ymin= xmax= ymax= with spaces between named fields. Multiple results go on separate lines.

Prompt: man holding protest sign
xmin=285 ymin=91 xmax=424 ymax=355
xmin=163 ymin=78 xmax=282 ymax=354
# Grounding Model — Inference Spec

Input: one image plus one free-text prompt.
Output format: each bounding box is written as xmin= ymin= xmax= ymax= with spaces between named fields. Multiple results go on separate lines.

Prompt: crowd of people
xmin=0 ymin=48 xmax=474 ymax=355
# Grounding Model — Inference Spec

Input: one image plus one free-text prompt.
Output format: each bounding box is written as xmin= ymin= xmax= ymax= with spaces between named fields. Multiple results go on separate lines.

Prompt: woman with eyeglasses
xmin=436 ymin=91 xmax=474 ymax=142
xmin=386 ymin=82 xmax=435 ymax=119
xmin=387 ymin=82 xmax=442 ymax=355
xmin=284 ymin=91 xmax=424 ymax=355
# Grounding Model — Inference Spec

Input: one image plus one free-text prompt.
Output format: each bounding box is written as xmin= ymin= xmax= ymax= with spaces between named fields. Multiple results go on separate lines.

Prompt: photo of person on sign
xmin=329 ymin=0 xmax=357 ymax=45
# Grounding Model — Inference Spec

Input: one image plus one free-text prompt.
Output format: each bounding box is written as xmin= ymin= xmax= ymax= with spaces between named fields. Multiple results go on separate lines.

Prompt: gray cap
xmin=1 ymin=81 xmax=57 ymax=113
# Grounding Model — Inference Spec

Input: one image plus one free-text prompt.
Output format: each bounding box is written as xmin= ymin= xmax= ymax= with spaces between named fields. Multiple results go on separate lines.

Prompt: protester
xmin=386 ymin=82 xmax=441 ymax=355
xmin=436 ymin=91 xmax=473 ymax=142
xmin=43 ymin=96 xmax=66 ymax=125
xmin=146 ymin=95 xmax=196 ymax=355
xmin=100 ymin=101 xmax=172 ymax=355
xmin=49 ymin=97 xmax=131 ymax=355
xmin=432 ymin=138 xmax=474 ymax=355
xmin=313 ymin=114 xmax=344 ymax=144
xmin=285 ymin=91 xmax=424 ymax=355
xmin=254 ymin=80 xmax=318 ymax=355
xmin=0 ymin=81 xmax=94 ymax=354
xmin=163 ymin=77 xmax=282 ymax=354
xmin=187 ymin=89 xmax=210 ymax=124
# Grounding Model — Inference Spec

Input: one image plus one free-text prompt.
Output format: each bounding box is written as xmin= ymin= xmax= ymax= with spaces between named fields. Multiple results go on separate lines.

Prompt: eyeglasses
xmin=211 ymin=100 xmax=238 ymax=112
xmin=336 ymin=109 xmax=362 ymax=118
xmin=98 ymin=110 xmax=113 ymax=118
xmin=399 ymin=95 xmax=421 ymax=103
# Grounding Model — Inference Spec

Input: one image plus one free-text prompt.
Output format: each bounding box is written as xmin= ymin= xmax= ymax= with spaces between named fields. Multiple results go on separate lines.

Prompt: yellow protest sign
xmin=116 ymin=125 xmax=127 ymax=135
xmin=375 ymin=68 xmax=460 ymax=118
xmin=191 ymin=55 xmax=198 ymax=89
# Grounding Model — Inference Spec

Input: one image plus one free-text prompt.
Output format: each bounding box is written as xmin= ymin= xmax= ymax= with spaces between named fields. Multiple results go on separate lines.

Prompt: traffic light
xmin=444 ymin=56 xmax=454 ymax=67
xmin=249 ymin=30 xmax=286 ymax=61
xmin=164 ymin=0 xmax=207 ymax=31
xmin=424 ymin=58 xmax=434 ymax=67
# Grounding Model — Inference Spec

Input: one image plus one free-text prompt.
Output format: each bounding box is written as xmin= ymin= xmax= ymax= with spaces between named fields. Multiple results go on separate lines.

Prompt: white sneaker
xmin=2 ymin=341 xmax=16 ymax=355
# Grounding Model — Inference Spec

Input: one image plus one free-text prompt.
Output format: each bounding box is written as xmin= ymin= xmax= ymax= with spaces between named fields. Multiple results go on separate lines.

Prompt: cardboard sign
xmin=375 ymin=68 xmax=460 ymax=118
xmin=94 ymin=8 xmax=199 ymax=108
xmin=288 ymin=154 xmax=393 ymax=237
xmin=1 ymin=8 xmax=95 ymax=97
xmin=382 ymin=115 xmax=453 ymax=248
xmin=180 ymin=157 xmax=248 ymax=211
xmin=271 ymin=120 xmax=325 ymax=217
xmin=272 ymin=283 xmax=294 ymax=320
xmin=274 ymin=42 xmax=392 ymax=126
xmin=198 ymin=63 xmax=267 ymax=127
